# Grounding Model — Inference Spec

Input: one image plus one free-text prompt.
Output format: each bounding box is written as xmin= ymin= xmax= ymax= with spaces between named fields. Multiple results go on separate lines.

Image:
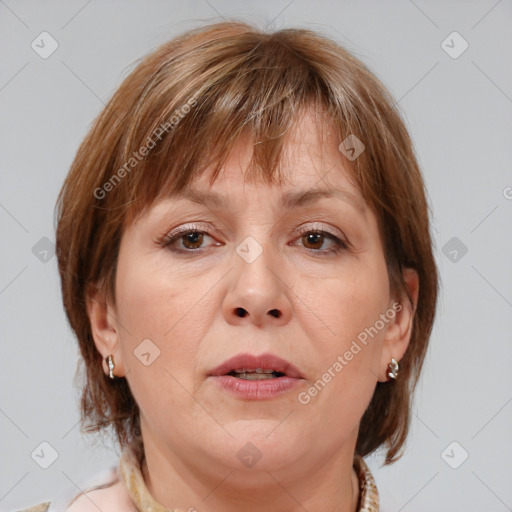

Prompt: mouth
xmin=208 ymin=353 xmax=304 ymax=400
xmin=226 ymin=368 xmax=287 ymax=380
xmin=209 ymin=353 xmax=303 ymax=379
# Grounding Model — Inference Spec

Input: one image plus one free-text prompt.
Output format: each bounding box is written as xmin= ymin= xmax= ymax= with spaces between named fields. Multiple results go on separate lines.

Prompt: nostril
xmin=234 ymin=308 xmax=281 ymax=319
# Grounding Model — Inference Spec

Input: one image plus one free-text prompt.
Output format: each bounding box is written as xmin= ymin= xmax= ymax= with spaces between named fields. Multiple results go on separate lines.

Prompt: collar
xmin=119 ymin=438 xmax=379 ymax=511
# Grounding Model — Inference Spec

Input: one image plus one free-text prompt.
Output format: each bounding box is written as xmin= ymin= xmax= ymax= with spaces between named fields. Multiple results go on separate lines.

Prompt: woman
xmin=26 ymin=20 xmax=438 ymax=512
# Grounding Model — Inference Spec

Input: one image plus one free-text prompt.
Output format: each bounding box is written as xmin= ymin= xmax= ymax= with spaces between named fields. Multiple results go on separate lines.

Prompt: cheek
xmin=115 ymin=242 xmax=199 ymax=338
xmin=296 ymin=253 xmax=390 ymax=354
xmin=113 ymin=250 xmax=221 ymax=386
xmin=113 ymin=257 xmax=216 ymax=428
xmin=293 ymin=255 xmax=390 ymax=427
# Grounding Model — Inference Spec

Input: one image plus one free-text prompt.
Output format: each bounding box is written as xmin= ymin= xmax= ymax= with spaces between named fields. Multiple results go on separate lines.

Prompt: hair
xmin=55 ymin=20 xmax=438 ymax=464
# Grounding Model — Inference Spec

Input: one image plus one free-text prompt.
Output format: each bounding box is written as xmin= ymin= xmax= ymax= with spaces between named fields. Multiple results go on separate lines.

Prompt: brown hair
xmin=55 ymin=20 xmax=438 ymax=464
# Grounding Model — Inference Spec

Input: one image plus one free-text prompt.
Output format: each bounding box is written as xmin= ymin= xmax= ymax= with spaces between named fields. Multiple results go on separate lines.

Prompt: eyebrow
xmin=177 ymin=187 xmax=366 ymax=214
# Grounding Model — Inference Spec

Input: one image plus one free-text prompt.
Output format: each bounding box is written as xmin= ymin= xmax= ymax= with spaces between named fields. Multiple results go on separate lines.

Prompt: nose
xmin=222 ymin=243 xmax=292 ymax=328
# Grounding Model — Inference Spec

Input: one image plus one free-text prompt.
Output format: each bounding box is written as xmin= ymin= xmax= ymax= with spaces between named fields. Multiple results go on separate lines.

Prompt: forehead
xmin=172 ymin=109 xmax=365 ymax=211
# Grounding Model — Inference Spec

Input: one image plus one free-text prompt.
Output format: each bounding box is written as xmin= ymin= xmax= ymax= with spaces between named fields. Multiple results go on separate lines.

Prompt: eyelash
xmin=157 ymin=223 xmax=349 ymax=256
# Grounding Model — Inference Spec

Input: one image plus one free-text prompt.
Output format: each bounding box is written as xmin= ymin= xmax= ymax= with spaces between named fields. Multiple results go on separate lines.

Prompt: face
xmin=91 ymin=110 xmax=414 ymax=480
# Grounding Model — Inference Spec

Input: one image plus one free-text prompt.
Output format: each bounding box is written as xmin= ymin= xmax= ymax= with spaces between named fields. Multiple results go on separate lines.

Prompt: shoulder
xmin=66 ymin=478 xmax=137 ymax=512
xmin=16 ymin=504 xmax=51 ymax=512
xmin=16 ymin=466 xmax=136 ymax=512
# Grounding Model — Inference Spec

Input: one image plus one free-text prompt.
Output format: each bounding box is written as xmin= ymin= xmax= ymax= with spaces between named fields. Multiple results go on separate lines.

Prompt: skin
xmin=88 ymin=109 xmax=419 ymax=512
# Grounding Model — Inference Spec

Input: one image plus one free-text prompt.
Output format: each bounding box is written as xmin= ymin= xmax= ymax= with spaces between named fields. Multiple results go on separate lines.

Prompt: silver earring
xmin=107 ymin=354 xmax=116 ymax=379
xmin=387 ymin=357 xmax=399 ymax=380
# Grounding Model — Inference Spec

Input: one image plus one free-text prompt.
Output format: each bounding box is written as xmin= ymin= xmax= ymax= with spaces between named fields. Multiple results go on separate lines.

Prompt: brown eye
xmin=162 ymin=229 xmax=218 ymax=254
xmin=181 ymin=231 xmax=204 ymax=250
xmin=302 ymin=232 xmax=325 ymax=250
xmin=294 ymin=229 xmax=348 ymax=255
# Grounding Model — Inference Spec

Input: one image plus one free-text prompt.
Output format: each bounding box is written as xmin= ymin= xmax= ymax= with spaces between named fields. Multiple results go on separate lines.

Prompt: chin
xmin=216 ymin=421 xmax=305 ymax=469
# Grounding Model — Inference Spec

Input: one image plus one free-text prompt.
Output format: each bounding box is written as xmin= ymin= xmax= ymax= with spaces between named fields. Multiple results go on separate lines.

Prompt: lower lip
xmin=209 ymin=375 xmax=303 ymax=400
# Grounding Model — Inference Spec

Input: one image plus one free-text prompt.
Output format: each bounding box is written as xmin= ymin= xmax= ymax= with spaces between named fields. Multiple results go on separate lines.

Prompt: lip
xmin=209 ymin=353 xmax=303 ymax=379
xmin=208 ymin=352 xmax=304 ymax=400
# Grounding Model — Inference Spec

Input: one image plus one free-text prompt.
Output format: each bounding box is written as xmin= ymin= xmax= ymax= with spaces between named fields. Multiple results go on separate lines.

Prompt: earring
xmin=387 ymin=357 xmax=399 ymax=380
xmin=106 ymin=354 xmax=116 ymax=379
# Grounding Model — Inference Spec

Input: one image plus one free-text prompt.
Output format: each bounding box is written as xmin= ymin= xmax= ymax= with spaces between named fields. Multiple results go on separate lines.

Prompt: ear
xmin=86 ymin=284 xmax=126 ymax=378
xmin=378 ymin=267 xmax=419 ymax=382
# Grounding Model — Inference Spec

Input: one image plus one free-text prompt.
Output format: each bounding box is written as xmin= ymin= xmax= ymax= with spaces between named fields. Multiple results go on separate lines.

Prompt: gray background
xmin=1 ymin=0 xmax=511 ymax=511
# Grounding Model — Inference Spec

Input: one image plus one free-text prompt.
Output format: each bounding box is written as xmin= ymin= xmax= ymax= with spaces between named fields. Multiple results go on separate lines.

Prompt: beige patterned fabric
xmin=119 ymin=437 xmax=380 ymax=512
xmin=118 ymin=437 xmax=172 ymax=512
xmin=353 ymin=455 xmax=380 ymax=512
xmin=16 ymin=504 xmax=50 ymax=512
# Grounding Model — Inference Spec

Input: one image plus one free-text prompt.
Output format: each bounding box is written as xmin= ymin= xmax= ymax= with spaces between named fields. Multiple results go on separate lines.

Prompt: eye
xmin=293 ymin=228 xmax=348 ymax=255
xmin=175 ymin=231 xmax=211 ymax=250
xmin=159 ymin=225 xmax=220 ymax=254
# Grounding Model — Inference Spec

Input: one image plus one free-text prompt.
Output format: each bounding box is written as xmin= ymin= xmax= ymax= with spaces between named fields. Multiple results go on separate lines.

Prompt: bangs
xmin=107 ymin=27 xmax=364 ymax=227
